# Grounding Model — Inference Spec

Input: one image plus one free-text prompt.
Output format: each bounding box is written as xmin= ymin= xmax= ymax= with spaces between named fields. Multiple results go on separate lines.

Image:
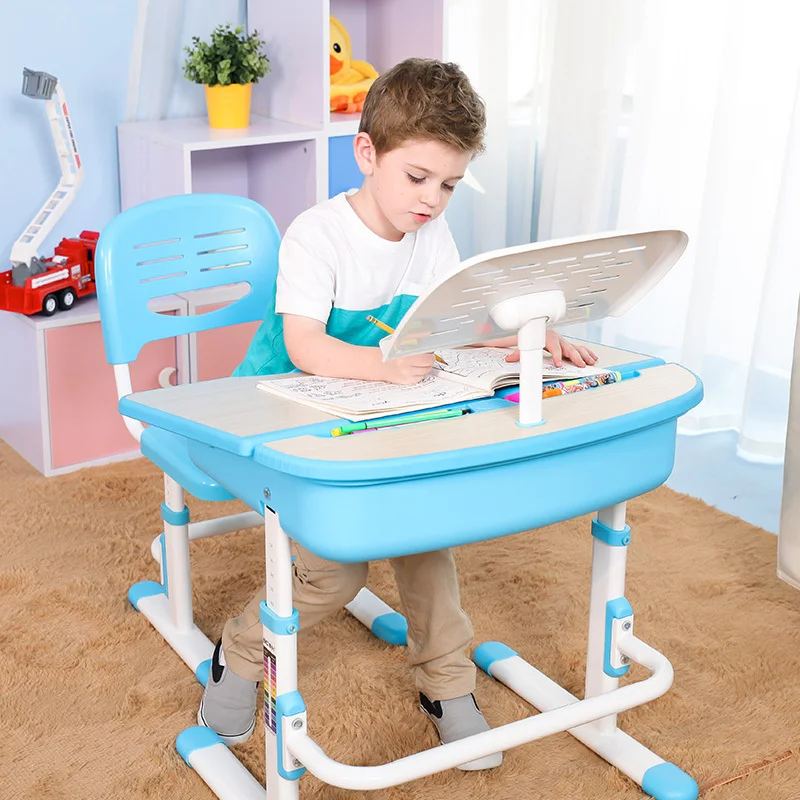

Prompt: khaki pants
xmin=222 ymin=542 xmax=476 ymax=701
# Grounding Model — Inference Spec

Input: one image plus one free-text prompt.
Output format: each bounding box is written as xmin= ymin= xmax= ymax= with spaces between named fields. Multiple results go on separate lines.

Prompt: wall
xmin=0 ymin=0 xmax=246 ymax=267
xmin=0 ymin=1 xmax=137 ymax=265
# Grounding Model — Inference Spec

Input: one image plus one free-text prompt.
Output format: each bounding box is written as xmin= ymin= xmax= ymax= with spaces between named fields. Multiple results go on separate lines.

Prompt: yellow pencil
xmin=365 ymin=315 xmax=447 ymax=365
xmin=365 ymin=314 xmax=395 ymax=335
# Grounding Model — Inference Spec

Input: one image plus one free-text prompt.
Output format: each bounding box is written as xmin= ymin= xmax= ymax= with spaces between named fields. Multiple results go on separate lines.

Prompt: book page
xmin=432 ymin=347 xmax=612 ymax=390
xmin=432 ymin=347 xmax=518 ymax=391
xmin=257 ymin=373 xmax=487 ymax=421
xmin=540 ymin=355 xmax=613 ymax=380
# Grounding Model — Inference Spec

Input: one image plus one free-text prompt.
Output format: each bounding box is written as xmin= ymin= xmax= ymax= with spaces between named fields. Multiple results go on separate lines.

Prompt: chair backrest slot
xmin=197 ymin=244 xmax=248 ymax=256
xmin=136 ymin=254 xmax=185 ymax=267
xmin=194 ymin=228 xmax=245 ymax=239
xmin=199 ymin=261 xmax=251 ymax=273
xmin=134 ymin=237 xmax=182 ymax=249
xmin=139 ymin=271 xmax=189 ymax=283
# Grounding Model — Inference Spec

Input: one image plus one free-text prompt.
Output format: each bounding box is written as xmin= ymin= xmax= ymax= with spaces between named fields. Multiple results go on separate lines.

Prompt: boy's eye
xmin=406 ymin=174 xmax=457 ymax=192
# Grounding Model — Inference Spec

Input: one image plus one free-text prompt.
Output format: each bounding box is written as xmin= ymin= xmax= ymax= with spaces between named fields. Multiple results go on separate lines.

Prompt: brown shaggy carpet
xmin=2 ymin=439 xmax=800 ymax=799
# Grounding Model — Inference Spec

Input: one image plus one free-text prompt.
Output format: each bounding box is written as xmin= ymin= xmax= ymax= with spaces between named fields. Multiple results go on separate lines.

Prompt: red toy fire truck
xmin=0 ymin=69 xmax=99 ymax=317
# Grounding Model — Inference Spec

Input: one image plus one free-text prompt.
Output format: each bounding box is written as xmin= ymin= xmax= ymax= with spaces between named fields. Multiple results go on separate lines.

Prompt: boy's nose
xmin=420 ymin=186 xmax=440 ymax=207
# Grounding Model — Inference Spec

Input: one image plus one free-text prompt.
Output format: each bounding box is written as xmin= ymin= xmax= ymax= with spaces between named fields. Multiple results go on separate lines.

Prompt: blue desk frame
xmin=119 ymin=346 xmax=702 ymax=800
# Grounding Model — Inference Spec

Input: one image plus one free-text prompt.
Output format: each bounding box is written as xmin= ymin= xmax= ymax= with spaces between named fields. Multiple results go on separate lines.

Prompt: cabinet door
xmin=45 ymin=322 xmax=177 ymax=469
xmin=194 ymin=304 xmax=260 ymax=381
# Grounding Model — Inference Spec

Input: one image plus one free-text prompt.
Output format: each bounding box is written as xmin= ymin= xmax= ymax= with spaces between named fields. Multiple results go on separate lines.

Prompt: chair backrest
xmin=96 ymin=193 xmax=281 ymax=365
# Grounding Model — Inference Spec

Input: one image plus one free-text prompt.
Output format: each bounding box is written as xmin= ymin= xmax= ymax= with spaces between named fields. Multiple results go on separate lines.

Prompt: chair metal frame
xmin=95 ymin=193 xmax=280 ymax=680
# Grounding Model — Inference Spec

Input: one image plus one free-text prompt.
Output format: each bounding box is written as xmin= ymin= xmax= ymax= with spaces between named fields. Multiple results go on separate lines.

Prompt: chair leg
xmin=149 ymin=511 xmax=263 ymax=564
xmin=128 ymin=475 xmax=214 ymax=679
xmin=162 ymin=474 xmax=194 ymax=632
xmin=345 ymin=588 xmax=408 ymax=645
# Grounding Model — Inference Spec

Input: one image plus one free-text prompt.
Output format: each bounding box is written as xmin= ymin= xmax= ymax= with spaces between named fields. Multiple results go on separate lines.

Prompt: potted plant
xmin=183 ymin=23 xmax=270 ymax=129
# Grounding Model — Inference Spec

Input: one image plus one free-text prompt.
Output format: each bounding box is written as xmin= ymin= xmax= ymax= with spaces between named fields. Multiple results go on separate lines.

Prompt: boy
xmin=198 ymin=58 xmax=596 ymax=770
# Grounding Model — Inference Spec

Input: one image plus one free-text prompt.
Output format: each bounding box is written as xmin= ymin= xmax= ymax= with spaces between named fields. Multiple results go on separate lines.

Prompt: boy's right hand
xmin=381 ymin=353 xmax=436 ymax=384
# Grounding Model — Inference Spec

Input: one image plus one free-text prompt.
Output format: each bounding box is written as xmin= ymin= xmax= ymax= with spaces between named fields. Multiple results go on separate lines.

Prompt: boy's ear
xmin=352 ymin=132 xmax=376 ymax=177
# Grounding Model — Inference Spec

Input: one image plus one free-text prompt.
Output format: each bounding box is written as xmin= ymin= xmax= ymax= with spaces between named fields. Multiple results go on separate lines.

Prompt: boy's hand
xmin=505 ymin=331 xmax=598 ymax=367
xmin=382 ymin=353 xmax=436 ymax=384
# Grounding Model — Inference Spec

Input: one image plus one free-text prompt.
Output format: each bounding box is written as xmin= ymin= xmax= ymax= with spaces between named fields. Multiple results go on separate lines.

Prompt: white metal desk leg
xmin=262 ymin=507 xmax=304 ymax=799
xmin=585 ymin=502 xmax=630 ymax=735
xmin=176 ymin=507 xmax=306 ymax=800
xmin=174 ymin=507 xmax=306 ymax=800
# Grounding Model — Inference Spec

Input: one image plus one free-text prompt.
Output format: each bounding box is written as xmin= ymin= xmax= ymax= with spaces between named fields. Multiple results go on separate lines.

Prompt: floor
xmin=667 ymin=430 xmax=785 ymax=534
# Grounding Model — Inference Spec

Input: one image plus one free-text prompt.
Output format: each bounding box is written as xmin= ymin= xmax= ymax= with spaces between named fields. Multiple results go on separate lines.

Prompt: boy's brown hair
xmin=359 ymin=58 xmax=486 ymax=158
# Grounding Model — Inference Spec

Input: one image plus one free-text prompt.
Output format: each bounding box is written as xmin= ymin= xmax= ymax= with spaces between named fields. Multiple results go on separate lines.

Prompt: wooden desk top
xmin=121 ymin=340 xmax=699 ymax=468
xmin=264 ymin=362 xmax=697 ymax=463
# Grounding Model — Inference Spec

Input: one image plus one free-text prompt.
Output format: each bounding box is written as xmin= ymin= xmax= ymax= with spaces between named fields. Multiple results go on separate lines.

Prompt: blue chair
xmin=95 ymin=193 xmax=280 ymax=681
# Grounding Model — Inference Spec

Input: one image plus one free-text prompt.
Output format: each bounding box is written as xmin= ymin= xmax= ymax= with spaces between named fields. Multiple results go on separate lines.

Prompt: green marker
xmin=331 ymin=407 xmax=472 ymax=437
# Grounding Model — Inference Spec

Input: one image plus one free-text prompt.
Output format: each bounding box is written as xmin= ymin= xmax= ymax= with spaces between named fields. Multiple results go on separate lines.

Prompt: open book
xmin=256 ymin=347 xmax=611 ymax=421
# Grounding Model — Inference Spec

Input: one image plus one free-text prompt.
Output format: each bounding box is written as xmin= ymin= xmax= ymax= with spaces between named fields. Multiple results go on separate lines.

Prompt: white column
xmin=517 ymin=317 xmax=546 ymax=426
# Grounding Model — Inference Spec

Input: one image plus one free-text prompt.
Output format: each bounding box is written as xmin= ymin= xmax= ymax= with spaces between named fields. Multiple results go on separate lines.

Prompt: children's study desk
xmin=119 ymin=338 xmax=703 ymax=800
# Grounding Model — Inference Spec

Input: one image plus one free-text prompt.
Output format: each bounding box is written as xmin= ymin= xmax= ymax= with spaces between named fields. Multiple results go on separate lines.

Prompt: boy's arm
xmin=283 ymin=314 xmax=435 ymax=385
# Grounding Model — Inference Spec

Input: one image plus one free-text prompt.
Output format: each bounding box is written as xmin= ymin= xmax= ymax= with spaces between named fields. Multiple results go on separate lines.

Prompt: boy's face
xmin=354 ymin=136 xmax=472 ymax=241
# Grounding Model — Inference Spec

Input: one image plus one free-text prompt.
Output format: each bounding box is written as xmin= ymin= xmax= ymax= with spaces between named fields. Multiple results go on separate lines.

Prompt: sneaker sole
xmin=197 ymin=701 xmax=256 ymax=746
xmin=418 ymin=704 xmax=504 ymax=771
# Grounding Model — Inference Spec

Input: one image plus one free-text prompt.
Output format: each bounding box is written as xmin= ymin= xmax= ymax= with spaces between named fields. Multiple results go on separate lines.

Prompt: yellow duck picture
xmin=330 ymin=16 xmax=379 ymax=113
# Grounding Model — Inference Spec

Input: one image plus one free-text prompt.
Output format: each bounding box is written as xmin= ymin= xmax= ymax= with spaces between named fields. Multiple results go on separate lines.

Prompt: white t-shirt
xmin=276 ymin=191 xmax=460 ymax=323
xmin=234 ymin=192 xmax=460 ymax=376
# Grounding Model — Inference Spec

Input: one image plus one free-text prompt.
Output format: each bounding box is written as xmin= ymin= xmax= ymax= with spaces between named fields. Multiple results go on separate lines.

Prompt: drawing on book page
xmin=259 ymin=373 xmax=484 ymax=415
xmin=433 ymin=347 xmax=516 ymax=384
xmin=432 ymin=346 xmax=608 ymax=387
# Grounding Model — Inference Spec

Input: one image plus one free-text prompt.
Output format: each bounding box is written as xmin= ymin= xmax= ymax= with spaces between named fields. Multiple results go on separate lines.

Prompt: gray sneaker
xmin=197 ymin=639 xmax=258 ymax=745
xmin=420 ymin=692 xmax=504 ymax=771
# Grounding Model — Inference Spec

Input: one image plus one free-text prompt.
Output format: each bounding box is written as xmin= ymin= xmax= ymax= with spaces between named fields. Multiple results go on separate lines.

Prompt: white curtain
xmin=125 ymin=0 xmax=246 ymax=122
xmin=445 ymin=0 xmax=800 ymax=462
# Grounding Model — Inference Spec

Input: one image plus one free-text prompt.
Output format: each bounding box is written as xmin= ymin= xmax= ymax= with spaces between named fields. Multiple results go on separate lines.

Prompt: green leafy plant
xmin=183 ymin=24 xmax=270 ymax=86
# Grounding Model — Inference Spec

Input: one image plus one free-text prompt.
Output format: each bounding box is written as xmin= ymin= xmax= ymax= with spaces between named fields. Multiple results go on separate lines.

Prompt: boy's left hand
xmin=505 ymin=331 xmax=598 ymax=367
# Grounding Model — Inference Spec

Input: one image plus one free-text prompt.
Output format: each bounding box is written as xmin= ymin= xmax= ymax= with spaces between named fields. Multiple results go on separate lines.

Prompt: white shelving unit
xmin=0 ymin=295 xmax=186 ymax=476
xmin=118 ymin=114 xmax=323 ymax=235
xmin=117 ymin=1 xmax=447 ymax=226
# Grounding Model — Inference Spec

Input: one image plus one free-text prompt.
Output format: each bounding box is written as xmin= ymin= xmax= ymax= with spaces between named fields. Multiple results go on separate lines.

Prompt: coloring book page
xmin=257 ymin=348 xmax=612 ymax=421
xmin=433 ymin=347 xmax=610 ymax=390
xmin=257 ymin=373 xmax=485 ymax=421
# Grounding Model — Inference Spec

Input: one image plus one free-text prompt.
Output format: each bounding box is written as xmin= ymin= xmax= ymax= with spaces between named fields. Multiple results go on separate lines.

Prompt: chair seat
xmin=141 ymin=427 xmax=235 ymax=502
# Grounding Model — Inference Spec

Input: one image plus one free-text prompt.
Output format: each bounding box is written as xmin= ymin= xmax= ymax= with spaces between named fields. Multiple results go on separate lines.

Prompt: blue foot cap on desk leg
xmin=176 ymin=726 xmax=225 ymax=767
xmin=473 ymin=642 xmax=519 ymax=677
xmin=642 ymin=763 xmax=699 ymax=800
xmin=128 ymin=580 xmax=164 ymax=611
xmin=371 ymin=612 xmax=408 ymax=646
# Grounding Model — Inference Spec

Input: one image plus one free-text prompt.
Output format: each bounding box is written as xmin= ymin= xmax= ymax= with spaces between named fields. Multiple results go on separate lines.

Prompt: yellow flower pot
xmin=205 ymin=83 xmax=253 ymax=129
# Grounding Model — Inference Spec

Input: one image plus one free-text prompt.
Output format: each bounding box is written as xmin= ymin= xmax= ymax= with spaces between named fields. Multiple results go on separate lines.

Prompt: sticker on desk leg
xmin=263 ymin=641 xmax=277 ymax=734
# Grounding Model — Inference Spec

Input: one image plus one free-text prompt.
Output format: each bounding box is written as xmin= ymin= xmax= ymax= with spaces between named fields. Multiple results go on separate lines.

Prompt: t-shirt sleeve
xmin=431 ymin=215 xmax=462 ymax=281
xmin=274 ymin=221 xmax=336 ymax=324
